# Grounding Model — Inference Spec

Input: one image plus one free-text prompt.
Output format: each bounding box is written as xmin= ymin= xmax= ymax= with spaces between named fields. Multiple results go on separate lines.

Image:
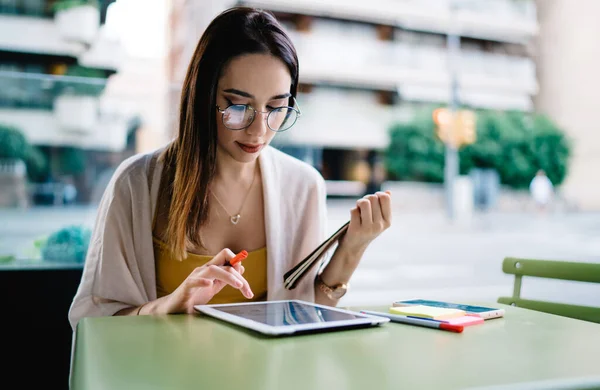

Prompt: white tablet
xmin=194 ymin=300 xmax=389 ymax=336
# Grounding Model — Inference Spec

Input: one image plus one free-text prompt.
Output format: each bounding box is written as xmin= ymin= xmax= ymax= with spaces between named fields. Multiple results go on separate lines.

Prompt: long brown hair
xmin=163 ymin=7 xmax=299 ymax=260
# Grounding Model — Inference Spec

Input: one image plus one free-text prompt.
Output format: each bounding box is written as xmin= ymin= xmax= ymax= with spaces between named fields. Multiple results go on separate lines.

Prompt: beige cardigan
xmin=68 ymin=145 xmax=327 ymax=330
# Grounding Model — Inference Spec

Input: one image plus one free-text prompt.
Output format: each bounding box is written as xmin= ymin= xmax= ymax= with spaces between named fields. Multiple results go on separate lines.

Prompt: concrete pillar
xmin=535 ymin=0 xmax=600 ymax=210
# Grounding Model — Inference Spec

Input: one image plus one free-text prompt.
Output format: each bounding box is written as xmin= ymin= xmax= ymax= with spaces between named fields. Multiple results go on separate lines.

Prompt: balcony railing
xmin=289 ymin=29 xmax=537 ymax=100
xmin=0 ymin=70 xmax=106 ymax=110
xmin=0 ymin=0 xmax=115 ymax=22
xmin=0 ymin=0 xmax=51 ymax=17
xmin=454 ymin=0 xmax=536 ymax=21
xmin=0 ymin=1 xmax=121 ymax=66
xmin=0 ymin=70 xmax=131 ymax=151
xmin=242 ymin=0 xmax=538 ymax=43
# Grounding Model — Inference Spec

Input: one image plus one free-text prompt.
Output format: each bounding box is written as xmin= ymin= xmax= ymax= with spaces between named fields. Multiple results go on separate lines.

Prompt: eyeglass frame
xmin=215 ymin=96 xmax=302 ymax=132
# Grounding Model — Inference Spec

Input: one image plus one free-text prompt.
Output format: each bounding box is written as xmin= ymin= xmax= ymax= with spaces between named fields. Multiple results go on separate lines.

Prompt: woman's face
xmin=215 ymin=53 xmax=293 ymax=163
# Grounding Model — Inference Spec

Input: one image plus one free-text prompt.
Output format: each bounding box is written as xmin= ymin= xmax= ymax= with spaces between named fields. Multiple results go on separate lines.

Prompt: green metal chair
xmin=498 ymin=257 xmax=600 ymax=323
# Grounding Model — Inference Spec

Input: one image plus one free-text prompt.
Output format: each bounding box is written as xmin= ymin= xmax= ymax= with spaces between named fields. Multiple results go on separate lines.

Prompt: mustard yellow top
xmin=153 ymin=237 xmax=268 ymax=304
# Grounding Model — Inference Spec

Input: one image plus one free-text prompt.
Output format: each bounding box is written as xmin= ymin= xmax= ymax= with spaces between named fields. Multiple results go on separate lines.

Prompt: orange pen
xmin=225 ymin=250 xmax=248 ymax=267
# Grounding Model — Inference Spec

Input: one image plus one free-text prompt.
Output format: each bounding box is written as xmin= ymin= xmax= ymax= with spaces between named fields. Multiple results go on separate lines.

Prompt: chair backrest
xmin=498 ymin=257 xmax=600 ymax=323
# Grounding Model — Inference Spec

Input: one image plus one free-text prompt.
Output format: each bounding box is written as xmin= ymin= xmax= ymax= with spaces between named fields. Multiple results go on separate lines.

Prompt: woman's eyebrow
xmin=223 ymin=88 xmax=252 ymax=98
xmin=223 ymin=88 xmax=291 ymax=100
xmin=270 ymin=92 xmax=292 ymax=100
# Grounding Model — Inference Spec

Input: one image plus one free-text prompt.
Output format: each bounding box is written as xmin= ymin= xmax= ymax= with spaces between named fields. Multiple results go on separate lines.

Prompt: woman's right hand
xmin=159 ymin=248 xmax=254 ymax=314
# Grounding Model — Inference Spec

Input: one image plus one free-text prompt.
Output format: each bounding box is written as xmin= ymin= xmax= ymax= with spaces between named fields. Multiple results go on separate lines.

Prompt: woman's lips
xmin=237 ymin=142 xmax=263 ymax=154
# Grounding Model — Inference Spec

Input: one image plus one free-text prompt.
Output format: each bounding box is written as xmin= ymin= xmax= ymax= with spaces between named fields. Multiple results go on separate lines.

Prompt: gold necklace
xmin=210 ymin=166 xmax=257 ymax=225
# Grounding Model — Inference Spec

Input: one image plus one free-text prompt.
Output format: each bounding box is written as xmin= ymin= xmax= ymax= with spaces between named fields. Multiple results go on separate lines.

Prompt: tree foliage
xmin=0 ymin=123 xmax=49 ymax=181
xmin=385 ymin=108 xmax=571 ymax=189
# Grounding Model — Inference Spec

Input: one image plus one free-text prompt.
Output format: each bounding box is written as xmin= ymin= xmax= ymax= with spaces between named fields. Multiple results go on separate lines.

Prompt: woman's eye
xmin=225 ymin=98 xmax=246 ymax=106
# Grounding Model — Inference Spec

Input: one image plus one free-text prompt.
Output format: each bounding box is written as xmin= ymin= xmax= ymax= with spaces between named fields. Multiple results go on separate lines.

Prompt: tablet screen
xmin=211 ymin=301 xmax=366 ymax=326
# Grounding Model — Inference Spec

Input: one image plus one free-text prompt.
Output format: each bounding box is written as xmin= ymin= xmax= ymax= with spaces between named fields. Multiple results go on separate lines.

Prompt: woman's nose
xmin=246 ymin=110 xmax=269 ymax=136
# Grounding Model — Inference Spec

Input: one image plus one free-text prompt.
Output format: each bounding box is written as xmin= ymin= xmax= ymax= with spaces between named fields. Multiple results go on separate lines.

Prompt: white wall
xmin=277 ymin=89 xmax=393 ymax=149
xmin=0 ymin=15 xmax=82 ymax=56
xmin=0 ymin=108 xmax=127 ymax=151
xmin=243 ymin=0 xmax=538 ymax=43
xmin=535 ymin=0 xmax=600 ymax=210
xmin=289 ymin=29 xmax=535 ymax=110
xmin=0 ymin=14 xmax=121 ymax=70
xmin=104 ymin=0 xmax=171 ymax=152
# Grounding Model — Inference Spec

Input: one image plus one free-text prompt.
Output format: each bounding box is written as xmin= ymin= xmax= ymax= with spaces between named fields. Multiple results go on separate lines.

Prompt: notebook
xmin=389 ymin=305 xmax=465 ymax=320
xmin=283 ymin=221 xmax=350 ymax=290
xmin=440 ymin=315 xmax=485 ymax=326
xmin=438 ymin=315 xmax=484 ymax=327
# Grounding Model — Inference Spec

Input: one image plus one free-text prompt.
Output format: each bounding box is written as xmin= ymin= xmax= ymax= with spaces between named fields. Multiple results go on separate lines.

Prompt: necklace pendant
xmin=230 ymin=214 xmax=241 ymax=225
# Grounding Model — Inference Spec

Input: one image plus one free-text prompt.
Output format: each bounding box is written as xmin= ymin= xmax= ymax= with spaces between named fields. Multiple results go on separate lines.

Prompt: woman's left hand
xmin=341 ymin=191 xmax=392 ymax=252
xmin=314 ymin=191 xmax=392 ymax=305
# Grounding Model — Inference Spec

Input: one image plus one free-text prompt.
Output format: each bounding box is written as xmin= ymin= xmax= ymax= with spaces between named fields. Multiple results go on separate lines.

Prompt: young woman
xmin=68 ymin=7 xmax=392 ymax=330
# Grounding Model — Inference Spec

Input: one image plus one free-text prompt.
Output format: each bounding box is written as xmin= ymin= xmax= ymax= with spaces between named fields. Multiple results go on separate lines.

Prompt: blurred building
xmin=0 ymin=0 xmax=169 ymax=203
xmin=0 ymin=0 xmax=131 ymax=150
xmin=535 ymin=0 xmax=600 ymax=210
xmin=0 ymin=0 xmax=127 ymax=202
xmin=168 ymin=0 xmax=538 ymax=196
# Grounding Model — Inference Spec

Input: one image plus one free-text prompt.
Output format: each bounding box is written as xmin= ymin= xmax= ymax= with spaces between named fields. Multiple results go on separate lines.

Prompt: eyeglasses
xmin=216 ymin=97 xmax=301 ymax=132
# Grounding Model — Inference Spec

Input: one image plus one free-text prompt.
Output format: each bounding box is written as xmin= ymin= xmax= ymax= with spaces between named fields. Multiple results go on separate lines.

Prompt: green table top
xmin=71 ymin=304 xmax=600 ymax=390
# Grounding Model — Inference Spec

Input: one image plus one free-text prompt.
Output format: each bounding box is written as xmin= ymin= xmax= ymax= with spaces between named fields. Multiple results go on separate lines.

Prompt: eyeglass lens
xmin=222 ymin=105 xmax=298 ymax=131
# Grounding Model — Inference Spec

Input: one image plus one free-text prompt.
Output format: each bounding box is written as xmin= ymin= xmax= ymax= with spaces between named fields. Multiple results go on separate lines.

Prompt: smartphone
xmin=393 ymin=299 xmax=505 ymax=319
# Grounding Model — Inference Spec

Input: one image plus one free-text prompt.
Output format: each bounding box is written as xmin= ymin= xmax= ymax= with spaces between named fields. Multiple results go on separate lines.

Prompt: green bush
xmin=62 ymin=65 xmax=106 ymax=96
xmin=0 ymin=123 xmax=28 ymax=159
xmin=24 ymin=145 xmax=50 ymax=182
xmin=385 ymin=108 xmax=571 ymax=189
xmin=57 ymin=147 xmax=87 ymax=175
xmin=385 ymin=112 xmax=445 ymax=183
xmin=0 ymin=255 xmax=15 ymax=264
xmin=0 ymin=123 xmax=50 ymax=182
xmin=52 ymin=0 xmax=99 ymax=13
xmin=64 ymin=65 xmax=105 ymax=78
xmin=41 ymin=225 xmax=92 ymax=263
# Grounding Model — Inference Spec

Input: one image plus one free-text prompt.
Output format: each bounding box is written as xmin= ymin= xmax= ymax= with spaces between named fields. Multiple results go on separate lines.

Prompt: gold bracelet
xmin=136 ymin=303 xmax=146 ymax=316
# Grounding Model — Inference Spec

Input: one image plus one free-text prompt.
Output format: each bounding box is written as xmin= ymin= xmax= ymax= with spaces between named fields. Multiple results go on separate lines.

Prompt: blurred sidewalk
xmin=1 ymin=201 xmax=599 ymax=308
xmin=327 ymin=199 xmax=600 ymax=307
